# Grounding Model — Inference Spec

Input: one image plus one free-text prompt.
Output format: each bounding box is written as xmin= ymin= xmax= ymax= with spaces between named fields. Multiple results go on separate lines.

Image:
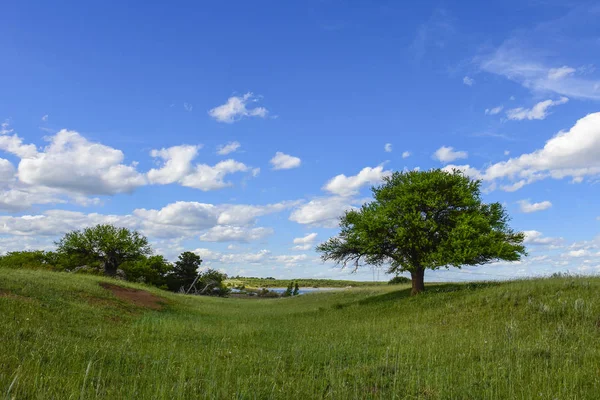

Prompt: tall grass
xmin=1 ymin=268 xmax=599 ymax=399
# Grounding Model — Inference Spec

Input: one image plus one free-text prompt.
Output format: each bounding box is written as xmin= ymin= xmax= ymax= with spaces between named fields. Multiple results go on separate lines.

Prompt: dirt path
xmin=99 ymin=282 xmax=166 ymax=310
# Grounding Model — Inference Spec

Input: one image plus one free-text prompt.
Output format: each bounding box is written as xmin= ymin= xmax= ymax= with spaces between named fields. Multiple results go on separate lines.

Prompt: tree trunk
xmin=104 ymin=260 xmax=118 ymax=276
xmin=410 ymin=268 xmax=425 ymax=295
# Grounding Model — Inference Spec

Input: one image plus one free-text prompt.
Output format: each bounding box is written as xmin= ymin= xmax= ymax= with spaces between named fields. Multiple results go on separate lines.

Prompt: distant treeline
xmin=227 ymin=276 xmax=389 ymax=288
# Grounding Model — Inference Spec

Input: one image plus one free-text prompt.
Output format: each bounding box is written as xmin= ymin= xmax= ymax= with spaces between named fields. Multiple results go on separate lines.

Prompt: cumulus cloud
xmin=216 ymin=141 xmax=241 ymax=155
xmin=384 ymin=143 xmax=393 ymax=152
xmin=289 ymin=197 xmax=357 ymax=228
xmin=0 ymin=122 xmax=38 ymax=158
xmin=484 ymin=112 xmax=600 ymax=186
xmin=208 ymin=93 xmax=268 ymax=123
xmin=181 ymin=160 xmax=251 ymax=190
xmin=485 ymin=106 xmax=504 ymax=115
xmin=506 ymin=97 xmax=568 ymax=121
xmin=402 ymin=151 xmax=411 ymax=159
xmin=433 ymin=146 xmax=468 ymax=163
xmin=443 ymin=111 xmax=600 ymax=190
xmin=18 ymin=129 xmax=146 ymax=195
xmin=523 ymin=230 xmax=562 ymax=246
xmin=323 ymin=166 xmax=390 ymax=197
xmin=292 ymin=232 xmax=317 ymax=250
xmin=199 ymin=226 xmax=273 ymax=242
xmin=148 ymin=145 xmax=253 ymax=191
xmin=270 ymin=152 xmax=301 ymax=170
xmin=147 ymin=145 xmax=199 ymax=184
xmin=273 ymin=254 xmax=308 ymax=267
xmin=518 ymin=199 xmax=552 ymax=213
xmin=463 ymin=76 xmax=475 ymax=86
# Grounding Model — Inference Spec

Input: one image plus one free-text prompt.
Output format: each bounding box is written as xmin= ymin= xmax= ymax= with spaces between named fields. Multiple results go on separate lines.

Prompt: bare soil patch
xmin=99 ymin=282 xmax=166 ymax=310
xmin=0 ymin=289 xmax=36 ymax=302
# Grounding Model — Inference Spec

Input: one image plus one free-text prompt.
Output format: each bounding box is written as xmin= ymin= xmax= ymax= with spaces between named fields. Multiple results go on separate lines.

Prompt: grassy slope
xmin=1 ymin=269 xmax=599 ymax=399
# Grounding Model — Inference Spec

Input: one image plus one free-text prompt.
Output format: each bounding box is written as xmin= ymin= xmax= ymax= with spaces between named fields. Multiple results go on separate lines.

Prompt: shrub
xmin=388 ymin=275 xmax=411 ymax=285
xmin=0 ymin=251 xmax=64 ymax=271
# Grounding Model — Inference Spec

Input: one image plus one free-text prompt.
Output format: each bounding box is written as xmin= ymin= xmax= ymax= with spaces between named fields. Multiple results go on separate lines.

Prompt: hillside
xmin=1 ymin=268 xmax=599 ymax=399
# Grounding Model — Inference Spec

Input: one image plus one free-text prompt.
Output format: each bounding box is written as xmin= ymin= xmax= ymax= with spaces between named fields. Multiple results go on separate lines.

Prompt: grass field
xmin=1 ymin=268 xmax=599 ymax=399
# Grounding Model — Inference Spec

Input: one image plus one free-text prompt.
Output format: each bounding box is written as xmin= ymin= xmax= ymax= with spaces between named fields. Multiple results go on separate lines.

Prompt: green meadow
xmin=1 ymin=268 xmax=599 ymax=399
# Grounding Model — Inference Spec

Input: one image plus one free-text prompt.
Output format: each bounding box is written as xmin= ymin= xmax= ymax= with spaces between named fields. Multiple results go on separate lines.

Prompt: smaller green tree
xmin=168 ymin=251 xmax=203 ymax=292
xmin=120 ymin=255 xmax=173 ymax=288
xmin=293 ymin=282 xmax=300 ymax=296
xmin=55 ymin=225 xmax=152 ymax=276
xmin=283 ymin=281 xmax=294 ymax=297
xmin=196 ymin=269 xmax=230 ymax=296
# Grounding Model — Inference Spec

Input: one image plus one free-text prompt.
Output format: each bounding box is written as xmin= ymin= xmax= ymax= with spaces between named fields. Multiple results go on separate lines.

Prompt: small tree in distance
xmin=169 ymin=251 xmax=202 ymax=292
xmin=56 ymin=224 xmax=152 ymax=276
xmin=317 ymin=169 xmax=526 ymax=295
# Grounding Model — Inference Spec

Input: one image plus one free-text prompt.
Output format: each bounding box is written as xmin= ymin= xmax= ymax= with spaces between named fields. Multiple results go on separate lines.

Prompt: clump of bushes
xmin=388 ymin=275 xmax=411 ymax=285
xmin=257 ymin=288 xmax=280 ymax=298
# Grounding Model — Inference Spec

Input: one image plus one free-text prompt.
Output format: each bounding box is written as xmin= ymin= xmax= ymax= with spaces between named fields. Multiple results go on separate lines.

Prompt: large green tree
xmin=55 ymin=224 xmax=152 ymax=276
xmin=317 ymin=169 xmax=526 ymax=295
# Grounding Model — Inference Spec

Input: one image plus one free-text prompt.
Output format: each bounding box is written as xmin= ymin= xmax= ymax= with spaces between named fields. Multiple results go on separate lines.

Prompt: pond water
xmin=230 ymin=287 xmax=344 ymax=295
xmin=259 ymin=287 xmax=344 ymax=295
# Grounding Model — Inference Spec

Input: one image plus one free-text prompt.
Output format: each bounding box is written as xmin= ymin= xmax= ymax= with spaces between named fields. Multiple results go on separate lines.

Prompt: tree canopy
xmin=55 ymin=224 xmax=152 ymax=276
xmin=317 ymin=169 xmax=526 ymax=295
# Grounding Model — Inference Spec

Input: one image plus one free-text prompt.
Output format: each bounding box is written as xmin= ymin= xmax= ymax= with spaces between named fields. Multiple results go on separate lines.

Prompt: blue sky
xmin=1 ymin=0 xmax=599 ymax=282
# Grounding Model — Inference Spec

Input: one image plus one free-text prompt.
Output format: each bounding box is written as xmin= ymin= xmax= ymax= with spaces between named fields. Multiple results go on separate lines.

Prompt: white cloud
xmin=216 ymin=201 xmax=300 ymax=226
xmin=323 ymin=166 xmax=391 ymax=197
xmin=292 ymin=232 xmax=317 ymax=251
xmin=482 ymin=112 xmax=600 ymax=187
xmin=216 ymin=141 xmax=241 ymax=155
xmin=0 ymin=123 xmax=38 ymax=158
xmin=504 ymin=150 xmax=510 ymax=156
xmin=183 ymin=102 xmax=193 ymax=112
xmin=0 ymin=158 xmax=15 ymax=183
xmin=208 ymin=93 xmax=268 ymax=123
xmin=181 ymin=160 xmax=250 ymax=190
xmin=219 ymin=250 xmax=271 ymax=264
xmin=199 ymin=226 xmax=273 ymax=242
xmin=293 ymin=232 xmax=318 ymax=244
xmin=548 ymin=66 xmax=576 ymax=81
xmin=433 ymin=146 xmax=468 ymax=163
xmin=523 ymin=230 xmax=561 ymax=246
xmin=148 ymin=145 xmax=252 ymax=191
xmin=292 ymin=244 xmax=312 ymax=251
xmin=289 ymin=197 xmax=357 ymax=228
xmin=463 ymin=76 xmax=475 ymax=86
xmin=506 ymin=97 xmax=568 ymax=121
xmin=273 ymin=254 xmax=308 ymax=267
xmin=41 ymin=115 xmax=49 ymax=122
xmin=147 ymin=145 xmax=199 ymax=184
xmin=133 ymin=200 xmax=298 ymax=238
xmin=384 ymin=143 xmax=393 ymax=152
xmin=565 ymin=249 xmax=588 ymax=258
xmin=441 ymin=164 xmax=484 ymax=180
xmin=402 ymin=151 xmax=411 ymax=159
xmin=270 ymin=152 xmax=301 ymax=170
xmin=518 ymin=199 xmax=552 ymax=213
xmin=18 ymin=129 xmax=146 ymax=195
xmin=485 ymin=106 xmax=504 ymax=115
